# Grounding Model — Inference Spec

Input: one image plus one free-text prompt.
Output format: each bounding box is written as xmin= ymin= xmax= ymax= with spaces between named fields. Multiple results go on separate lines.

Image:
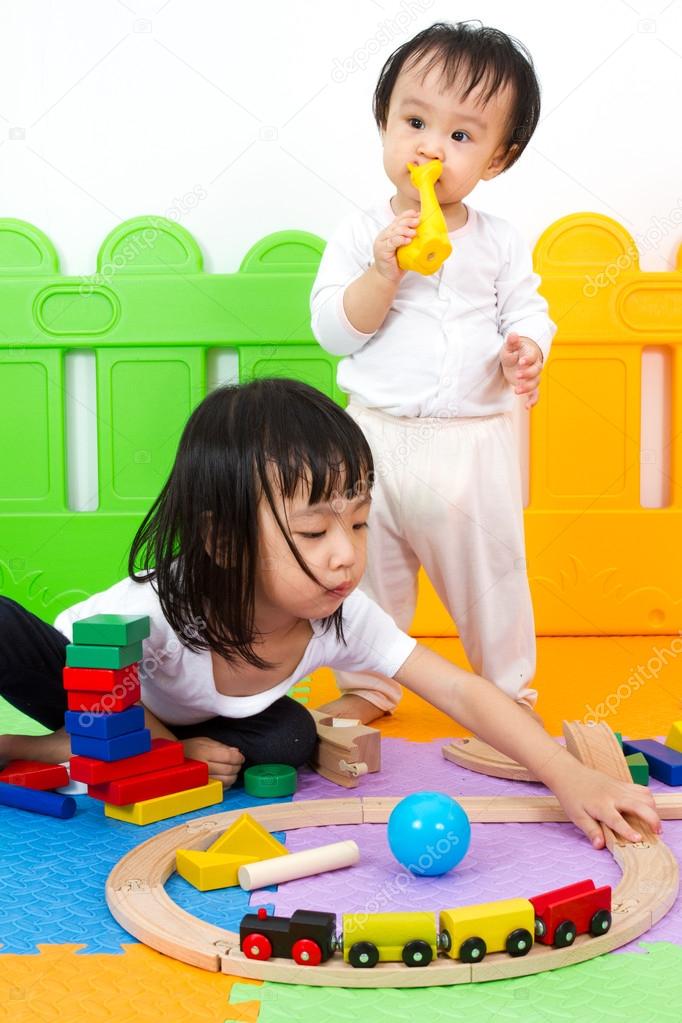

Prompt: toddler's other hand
xmin=181 ymin=736 xmax=244 ymax=789
xmin=500 ymin=332 xmax=544 ymax=408
xmin=373 ymin=210 xmax=420 ymax=284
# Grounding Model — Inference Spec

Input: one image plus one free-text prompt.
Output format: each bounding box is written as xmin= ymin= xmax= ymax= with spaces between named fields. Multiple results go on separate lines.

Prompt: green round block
xmin=243 ymin=764 xmax=298 ymax=798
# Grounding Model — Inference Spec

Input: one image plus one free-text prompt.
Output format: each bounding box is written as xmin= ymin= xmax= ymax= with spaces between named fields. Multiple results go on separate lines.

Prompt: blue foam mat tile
xmin=0 ymin=786 xmax=291 ymax=953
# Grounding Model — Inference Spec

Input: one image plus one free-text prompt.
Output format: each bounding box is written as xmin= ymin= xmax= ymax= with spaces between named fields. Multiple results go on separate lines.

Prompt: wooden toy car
xmin=342 ymin=910 xmax=438 ymax=968
xmin=529 ymin=879 xmax=612 ymax=947
xmin=439 ymin=898 xmax=535 ymax=963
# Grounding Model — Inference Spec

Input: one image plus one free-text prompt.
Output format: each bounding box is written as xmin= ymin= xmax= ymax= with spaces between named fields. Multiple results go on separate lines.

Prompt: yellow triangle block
xmin=665 ymin=721 xmax=682 ymax=754
xmin=175 ymin=849 xmax=261 ymax=891
xmin=207 ymin=811 xmax=288 ymax=860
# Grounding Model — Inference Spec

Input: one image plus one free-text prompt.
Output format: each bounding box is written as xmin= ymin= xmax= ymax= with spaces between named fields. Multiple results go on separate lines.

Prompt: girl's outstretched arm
xmin=394 ymin=643 xmax=662 ymax=849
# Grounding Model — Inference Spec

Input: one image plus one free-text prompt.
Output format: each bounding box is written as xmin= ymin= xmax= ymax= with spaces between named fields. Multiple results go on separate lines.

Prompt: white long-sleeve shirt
xmin=54 ymin=577 xmax=417 ymax=724
xmin=310 ymin=199 xmax=557 ymax=417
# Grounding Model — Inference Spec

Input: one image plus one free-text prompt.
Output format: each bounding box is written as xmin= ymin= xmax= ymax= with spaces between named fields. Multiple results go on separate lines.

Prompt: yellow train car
xmin=342 ymin=911 xmax=438 ymax=968
xmin=439 ymin=899 xmax=535 ymax=963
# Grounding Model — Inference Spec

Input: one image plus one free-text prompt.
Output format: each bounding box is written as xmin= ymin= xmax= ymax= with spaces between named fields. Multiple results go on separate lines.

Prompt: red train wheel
xmin=242 ymin=932 xmax=272 ymax=960
xmin=291 ymin=938 xmax=323 ymax=965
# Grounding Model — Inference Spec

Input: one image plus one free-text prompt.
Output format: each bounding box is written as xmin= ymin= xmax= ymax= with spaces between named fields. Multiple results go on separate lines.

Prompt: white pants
xmin=336 ymin=403 xmax=538 ymax=711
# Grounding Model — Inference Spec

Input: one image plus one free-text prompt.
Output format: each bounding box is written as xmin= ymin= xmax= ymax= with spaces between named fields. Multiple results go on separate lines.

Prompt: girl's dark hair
xmin=128 ymin=378 xmax=374 ymax=669
xmin=373 ymin=21 xmax=541 ymax=171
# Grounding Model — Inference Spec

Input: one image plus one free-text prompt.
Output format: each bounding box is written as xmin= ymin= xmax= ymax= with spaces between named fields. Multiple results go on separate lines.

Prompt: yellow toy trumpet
xmin=397 ymin=159 xmax=453 ymax=275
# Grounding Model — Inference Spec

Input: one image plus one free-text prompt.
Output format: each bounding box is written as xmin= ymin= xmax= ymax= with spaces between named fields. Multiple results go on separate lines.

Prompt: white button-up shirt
xmin=310 ymin=199 xmax=557 ymax=418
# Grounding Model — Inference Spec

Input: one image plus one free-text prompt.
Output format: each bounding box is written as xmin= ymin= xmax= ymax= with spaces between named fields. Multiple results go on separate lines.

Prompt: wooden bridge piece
xmin=308 ymin=709 xmax=381 ymax=788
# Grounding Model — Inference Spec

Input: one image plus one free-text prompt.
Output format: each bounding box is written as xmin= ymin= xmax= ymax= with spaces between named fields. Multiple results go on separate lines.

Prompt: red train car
xmin=529 ymin=879 xmax=612 ymax=948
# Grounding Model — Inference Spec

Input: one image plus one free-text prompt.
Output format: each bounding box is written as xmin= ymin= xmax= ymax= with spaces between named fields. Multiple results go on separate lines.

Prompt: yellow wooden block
xmin=665 ymin=721 xmax=682 ymax=754
xmin=207 ymin=811 xmax=288 ymax=860
xmin=175 ymin=849 xmax=261 ymax=891
xmin=104 ymin=779 xmax=223 ymax=825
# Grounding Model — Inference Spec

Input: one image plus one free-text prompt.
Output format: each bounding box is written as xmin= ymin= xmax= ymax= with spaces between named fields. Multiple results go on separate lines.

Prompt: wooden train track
xmin=106 ymin=722 xmax=681 ymax=987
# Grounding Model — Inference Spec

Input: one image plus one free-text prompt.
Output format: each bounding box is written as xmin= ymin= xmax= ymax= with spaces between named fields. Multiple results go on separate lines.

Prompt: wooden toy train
xmin=240 ymin=878 xmax=612 ymax=968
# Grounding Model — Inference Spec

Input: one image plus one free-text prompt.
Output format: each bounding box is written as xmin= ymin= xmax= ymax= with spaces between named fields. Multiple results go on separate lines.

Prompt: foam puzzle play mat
xmin=2 ymin=213 xmax=682 ymax=1021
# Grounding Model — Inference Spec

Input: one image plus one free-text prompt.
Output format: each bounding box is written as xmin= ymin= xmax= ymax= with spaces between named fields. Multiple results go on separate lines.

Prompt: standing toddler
xmin=311 ymin=21 xmax=556 ymax=720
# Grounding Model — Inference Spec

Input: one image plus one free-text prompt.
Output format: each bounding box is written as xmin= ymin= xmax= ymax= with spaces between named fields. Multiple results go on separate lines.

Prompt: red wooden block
xmin=0 ymin=760 xmax=69 ymax=790
xmin=88 ymin=758 xmax=209 ymax=805
xmin=69 ymin=737 xmax=184 ymax=784
xmin=63 ymin=664 xmax=139 ymax=693
xmin=66 ymin=680 xmax=141 ymax=713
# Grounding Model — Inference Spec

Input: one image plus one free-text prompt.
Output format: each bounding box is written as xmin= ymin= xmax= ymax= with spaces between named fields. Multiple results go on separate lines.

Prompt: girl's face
xmin=381 ymin=56 xmax=515 ymax=214
xmin=255 ymin=482 xmax=371 ymax=624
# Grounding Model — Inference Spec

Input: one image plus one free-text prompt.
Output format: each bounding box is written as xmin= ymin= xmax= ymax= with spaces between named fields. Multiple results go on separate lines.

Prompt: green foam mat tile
xmin=227 ymin=942 xmax=682 ymax=1022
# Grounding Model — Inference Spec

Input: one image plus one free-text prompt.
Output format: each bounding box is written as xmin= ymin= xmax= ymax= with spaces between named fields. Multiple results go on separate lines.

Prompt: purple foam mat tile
xmin=282 ymin=737 xmax=682 ymax=954
xmin=295 ymin=736 xmax=551 ymax=801
xmin=251 ymin=820 xmax=622 ymax=920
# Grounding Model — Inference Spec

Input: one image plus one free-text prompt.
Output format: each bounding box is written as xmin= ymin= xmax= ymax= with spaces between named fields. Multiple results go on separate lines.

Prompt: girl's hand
xmin=500 ymin=332 xmax=544 ymax=408
xmin=373 ymin=210 xmax=420 ymax=284
xmin=552 ymin=763 xmax=661 ymax=849
xmin=181 ymin=737 xmax=244 ymax=789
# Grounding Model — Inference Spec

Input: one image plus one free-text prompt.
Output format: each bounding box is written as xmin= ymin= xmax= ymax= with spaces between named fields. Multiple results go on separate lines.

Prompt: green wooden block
xmin=626 ymin=752 xmax=649 ymax=785
xmin=614 ymin=731 xmax=623 ymax=748
xmin=65 ymin=640 xmax=143 ymax=670
xmin=72 ymin=614 xmax=150 ymax=647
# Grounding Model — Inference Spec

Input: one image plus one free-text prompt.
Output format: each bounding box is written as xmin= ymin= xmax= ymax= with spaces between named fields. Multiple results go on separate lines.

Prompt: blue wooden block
xmin=0 ymin=781 xmax=76 ymax=819
xmin=64 ymin=705 xmax=145 ymax=740
xmin=622 ymin=739 xmax=682 ymax=785
xmin=69 ymin=728 xmax=152 ymax=763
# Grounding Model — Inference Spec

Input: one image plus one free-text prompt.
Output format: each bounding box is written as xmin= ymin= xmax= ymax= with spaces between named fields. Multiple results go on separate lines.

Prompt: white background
xmin=0 ymin=0 xmax=680 ymax=506
xmin=1 ymin=0 xmax=680 ymax=271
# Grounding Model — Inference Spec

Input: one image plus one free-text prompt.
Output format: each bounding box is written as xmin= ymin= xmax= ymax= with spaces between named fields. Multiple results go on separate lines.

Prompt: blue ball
xmin=387 ymin=791 xmax=471 ymax=876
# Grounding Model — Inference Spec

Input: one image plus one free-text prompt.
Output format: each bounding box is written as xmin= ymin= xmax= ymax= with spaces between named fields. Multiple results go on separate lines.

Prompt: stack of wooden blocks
xmin=64 ymin=613 xmax=222 ymax=824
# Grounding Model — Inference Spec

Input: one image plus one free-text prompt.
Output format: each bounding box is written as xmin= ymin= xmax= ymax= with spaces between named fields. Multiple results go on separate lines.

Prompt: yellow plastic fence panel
xmin=411 ymin=213 xmax=682 ymax=637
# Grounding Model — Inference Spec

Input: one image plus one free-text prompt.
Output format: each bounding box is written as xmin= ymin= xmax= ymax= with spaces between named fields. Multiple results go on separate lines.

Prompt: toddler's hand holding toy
xmin=500 ymin=331 xmax=544 ymax=408
xmin=373 ymin=210 xmax=421 ymax=284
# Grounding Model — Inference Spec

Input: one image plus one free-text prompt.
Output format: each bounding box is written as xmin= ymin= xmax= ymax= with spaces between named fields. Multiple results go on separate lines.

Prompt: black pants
xmin=0 ymin=596 xmax=318 ymax=770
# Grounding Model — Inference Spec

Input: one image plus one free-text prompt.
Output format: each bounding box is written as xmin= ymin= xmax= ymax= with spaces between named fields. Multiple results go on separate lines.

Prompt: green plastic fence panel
xmin=0 ymin=216 xmax=342 ymax=621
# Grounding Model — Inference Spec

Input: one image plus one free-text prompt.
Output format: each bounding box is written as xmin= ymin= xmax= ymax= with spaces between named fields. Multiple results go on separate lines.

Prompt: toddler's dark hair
xmin=129 ymin=378 xmax=373 ymax=669
xmin=373 ymin=20 xmax=541 ymax=171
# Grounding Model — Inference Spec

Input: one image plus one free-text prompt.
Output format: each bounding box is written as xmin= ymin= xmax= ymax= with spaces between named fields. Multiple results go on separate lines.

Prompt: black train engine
xmin=240 ymin=907 xmax=337 ymax=965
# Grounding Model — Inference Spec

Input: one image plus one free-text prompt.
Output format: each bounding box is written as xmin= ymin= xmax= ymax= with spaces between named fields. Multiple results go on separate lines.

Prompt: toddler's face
xmin=255 ymin=481 xmax=371 ymax=623
xmin=381 ymin=55 xmax=516 ymax=212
